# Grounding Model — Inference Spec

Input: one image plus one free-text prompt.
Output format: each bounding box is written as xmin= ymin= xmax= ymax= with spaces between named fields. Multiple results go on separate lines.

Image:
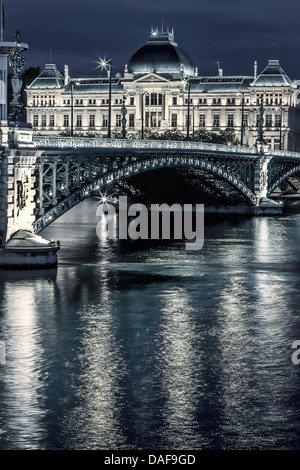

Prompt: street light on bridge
xmin=96 ymin=57 xmax=113 ymax=138
xmin=192 ymin=104 xmax=202 ymax=140
xmin=141 ymin=91 xmax=149 ymax=139
xmin=275 ymin=105 xmax=284 ymax=150
xmin=70 ymin=79 xmax=79 ymax=137
xmin=182 ymin=76 xmax=191 ymax=141
xmin=236 ymin=90 xmax=245 ymax=146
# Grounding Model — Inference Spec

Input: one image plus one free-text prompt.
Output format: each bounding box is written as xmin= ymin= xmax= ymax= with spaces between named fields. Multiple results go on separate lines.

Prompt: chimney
xmin=64 ymin=64 xmax=69 ymax=86
xmin=254 ymin=61 xmax=257 ymax=80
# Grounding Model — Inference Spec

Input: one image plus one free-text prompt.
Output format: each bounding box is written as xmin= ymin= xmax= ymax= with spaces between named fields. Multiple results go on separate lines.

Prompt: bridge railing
xmin=32 ymin=135 xmax=259 ymax=155
xmin=32 ymin=135 xmax=300 ymax=159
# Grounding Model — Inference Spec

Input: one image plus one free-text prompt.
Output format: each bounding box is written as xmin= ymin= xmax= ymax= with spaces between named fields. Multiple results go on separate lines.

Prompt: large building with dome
xmin=25 ymin=28 xmax=300 ymax=151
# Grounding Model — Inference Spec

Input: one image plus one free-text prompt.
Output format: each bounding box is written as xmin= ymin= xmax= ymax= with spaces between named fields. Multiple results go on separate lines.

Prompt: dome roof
xmin=128 ymin=29 xmax=195 ymax=76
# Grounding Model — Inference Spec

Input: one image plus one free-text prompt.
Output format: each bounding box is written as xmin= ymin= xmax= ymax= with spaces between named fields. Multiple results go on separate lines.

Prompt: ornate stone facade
xmin=25 ymin=29 xmax=300 ymax=151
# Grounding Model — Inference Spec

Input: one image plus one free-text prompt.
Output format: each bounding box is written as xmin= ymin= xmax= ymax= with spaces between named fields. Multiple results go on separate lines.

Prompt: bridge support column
xmin=0 ymin=150 xmax=60 ymax=267
xmin=38 ymin=163 xmax=44 ymax=215
xmin=0 ymin=151 xmax=38 ymax=244
xmin=254 ymin=156 xmax=272 ymax=201
xmin=252 ymin=145 xmax=282 ymax=214
xmin=76 ymin=161 xmax=81 ymax=188
xmin=51 ymin=162 xmax=58 ymax=205
xmin=63 ymin=162 xmax=70 ymax=196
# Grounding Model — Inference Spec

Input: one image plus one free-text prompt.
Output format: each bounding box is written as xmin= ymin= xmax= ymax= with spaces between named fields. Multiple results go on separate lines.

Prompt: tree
xmin=193 ymin=130 xmax=211 ymax=142
xmin=218 ymin=129 xmax=240 ymax=146
xmin=160 ymin=129 xmax=185 ymax=140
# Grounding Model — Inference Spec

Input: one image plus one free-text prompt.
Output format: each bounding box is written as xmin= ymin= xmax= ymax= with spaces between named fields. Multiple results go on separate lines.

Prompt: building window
xmin=116 ymin=114 xmax=122 ymax=127
xmin=199 ymin=114 xmax=205 ymax=128
xmin=171 ymin=114 xmax=177 ymax=128
xmin=145 ymin=94 xmax=150 ymax=106
xmin=274 ymin=139 xmax=281 ymax=150
xmin=172 ymin=96 xmax=177 ymax=106
xmin=265 ymin=114 xmax=272 ymax=127
xmin=129 ymin=114 xmax=135 ymax=128
xmin=130 ymin=97 xmax=134 ymax=106
xmin=76 ymin=115 xmax=82 ymax=127
xmin=49 ymin=115 xmax=55 ymax=127
xmin=151 ymin=112 xmax=157 ymax=127
xmin=33 ymin=115 xmax=38 ymax=127
xmin=151 ymin=93 xmax=157 ymax=106
xmin=275 ymin=114 xmax=281 ymax=127
xmin=89 ymin=115 xmax=95 ymax=127
xmin=227 ymin=114 xmax=234 ymax=128
xmin=102 ymin=114 xmax=108 ymax=127
xmin=41 ymin=115 xmax=47 ymax=127
xmin=64 ymin=115 xmax=69 ymax=127
xmin=147 ymin=93 xmax=163 ymax=106
xmin=213 ymin=114 xmax=220 ymax=128
xmin=149 ymin=112 xmax=162 ymax=128
xmin=199 ymin=98 xmax=207 ymax=104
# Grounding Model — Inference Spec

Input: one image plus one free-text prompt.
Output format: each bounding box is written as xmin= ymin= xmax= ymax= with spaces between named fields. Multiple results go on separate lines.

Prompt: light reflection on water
xmin=156 ymin=286 xmax=207 ymax=449
xmin=0 ymin=198 xmax=300 ymax=449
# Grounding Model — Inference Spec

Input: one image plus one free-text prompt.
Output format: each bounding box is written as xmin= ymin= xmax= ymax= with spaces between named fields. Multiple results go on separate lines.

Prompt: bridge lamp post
xmin=70 ymin=79 xmax=79 ymax=137
xmin=275 ymin=105 xmax=284 ymax=150
xmin=141 ymin=91 xmax=149 ymax=139
xmin=192 ymin=105 xmax=201 ymax=140
xmin=236 ymin=90 xmax=245 ymax=146
xmin=99 ymin=58 xmax=112 ymax=138
xmin=182 ymin=76 xmax=191 ymax=140
xmin=186 ymin=79 xmax=191 ymax=141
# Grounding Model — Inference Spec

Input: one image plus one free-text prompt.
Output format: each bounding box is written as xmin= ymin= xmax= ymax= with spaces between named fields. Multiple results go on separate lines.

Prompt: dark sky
xmin=5 ymin=0 xmax=300 ymax=80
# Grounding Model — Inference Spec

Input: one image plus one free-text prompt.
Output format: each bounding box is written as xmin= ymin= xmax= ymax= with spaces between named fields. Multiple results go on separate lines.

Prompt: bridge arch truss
xmin=32 ymin=150 xmax=258 ymax=233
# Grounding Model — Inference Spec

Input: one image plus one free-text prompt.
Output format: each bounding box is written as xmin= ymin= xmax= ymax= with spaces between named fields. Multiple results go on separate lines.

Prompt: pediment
xmin=134 ymin=73 xmax=170 ymax=83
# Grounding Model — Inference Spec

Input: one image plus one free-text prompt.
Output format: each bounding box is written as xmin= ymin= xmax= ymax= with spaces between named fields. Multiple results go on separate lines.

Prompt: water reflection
xmin=215 ymin=279 xmax=258 ymax=448
xmin=156 ymin=286 xmax=207 ymax=449
xmin=1 ymin=199 xmax=300 ymax=449
xmin=0 ymin=281 xmax=53 ymax=449
xmin=62 ymin=268 xmax=127 ymax=449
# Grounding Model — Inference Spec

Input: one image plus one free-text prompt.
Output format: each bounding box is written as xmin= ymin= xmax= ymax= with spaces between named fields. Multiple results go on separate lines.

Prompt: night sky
xmin=4 ymin=0 xmax=300 ymax=80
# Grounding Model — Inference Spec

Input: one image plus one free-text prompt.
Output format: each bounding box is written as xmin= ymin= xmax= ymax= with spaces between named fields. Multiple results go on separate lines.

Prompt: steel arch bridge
xmin=1 ymin=135 xmax=300 ymax=242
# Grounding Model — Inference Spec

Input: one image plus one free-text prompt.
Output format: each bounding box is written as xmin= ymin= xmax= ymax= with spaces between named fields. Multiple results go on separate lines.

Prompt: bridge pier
xmin=252 ymin=142 xmax=283 ymax=214
xmin=0 ymin=150 xmax=59 ymax=267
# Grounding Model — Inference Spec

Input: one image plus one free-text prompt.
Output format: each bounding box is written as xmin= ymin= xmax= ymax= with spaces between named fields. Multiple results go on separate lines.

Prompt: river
xmin=0 ymin=197 xmax=300 ymax=450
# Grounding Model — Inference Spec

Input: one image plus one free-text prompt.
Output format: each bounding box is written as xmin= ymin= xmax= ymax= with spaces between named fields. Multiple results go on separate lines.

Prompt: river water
xmin=0 ymin=197 xmax=300 ymax=450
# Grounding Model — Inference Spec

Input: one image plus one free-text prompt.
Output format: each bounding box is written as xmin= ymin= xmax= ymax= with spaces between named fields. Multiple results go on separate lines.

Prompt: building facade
xmin=26 ymin=29 xmax=300 ymax=151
